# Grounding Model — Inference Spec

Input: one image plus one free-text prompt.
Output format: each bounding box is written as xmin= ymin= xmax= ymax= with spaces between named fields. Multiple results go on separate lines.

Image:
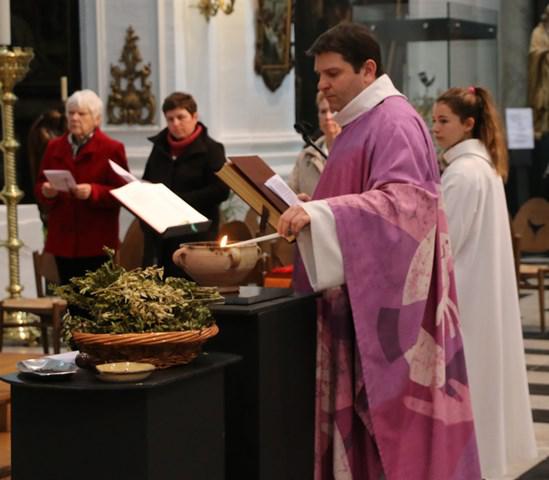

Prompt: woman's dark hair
xmin=28 ymin=109 xmax=67 ymax=185
xmin=436 ymin=86 xmax=508 ymax=181
xmin=162 ymin=92 xmax=197 ymax=114
xmin=306 ymin=22 xmax=384 ymax=76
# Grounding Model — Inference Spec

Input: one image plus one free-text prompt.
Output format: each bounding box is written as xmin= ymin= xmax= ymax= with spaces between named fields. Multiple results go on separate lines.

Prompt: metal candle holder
xmin=0 ymin=45 xmax=34 ymax=299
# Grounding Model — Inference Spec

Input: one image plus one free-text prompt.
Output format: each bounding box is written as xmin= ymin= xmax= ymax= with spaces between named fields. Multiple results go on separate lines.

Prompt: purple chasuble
xmin=295 ymin=96 xmax=481 ymax=479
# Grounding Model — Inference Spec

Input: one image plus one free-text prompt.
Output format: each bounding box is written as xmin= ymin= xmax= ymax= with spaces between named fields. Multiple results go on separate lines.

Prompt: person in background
xmin=432 ymin=86 xmax=538 ymax=478
xmin=28 ymin=108 xmax=68 ymax=227
xmin=277 ymin=23 xmax=480 ymax=479
xmin=142 ymin=92 xmax=230 ymax=278
xmin=35 ymin=89 xmax=129 ymax=285
xmin=28 ymin=109 xmax=68 ymax=187
xmin=529 ymin=4 xmax=549 ymax=140
xmin=288 ymin=91 xmax=341 ymax=197
xmin=528 ymin=4 xmax=549 ymax=197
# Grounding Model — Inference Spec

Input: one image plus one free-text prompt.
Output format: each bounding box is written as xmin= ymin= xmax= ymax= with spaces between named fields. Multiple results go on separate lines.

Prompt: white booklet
xmin=43 ymin=169 xmax=77 ymax=192
xmin=264 ymin=173 xmax=301 ymax=206
xmin=109 ymin=160 xmax=139 ymax=184
xmin=109 ymin=162 xmax=211 ymax=238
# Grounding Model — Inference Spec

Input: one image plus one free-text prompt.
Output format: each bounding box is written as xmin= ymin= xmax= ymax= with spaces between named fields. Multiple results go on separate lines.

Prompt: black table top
xmin=0 ymin=351 xmax=240 ymax=392
xmin=212 ymin=290 xmax=316 ymax=315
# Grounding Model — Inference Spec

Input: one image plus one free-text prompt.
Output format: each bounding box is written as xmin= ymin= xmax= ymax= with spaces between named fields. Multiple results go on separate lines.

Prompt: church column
xmin=500 ymin=0 xmax=536 ymax=211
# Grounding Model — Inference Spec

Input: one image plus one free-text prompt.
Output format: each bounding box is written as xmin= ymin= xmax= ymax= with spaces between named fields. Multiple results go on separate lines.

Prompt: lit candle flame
xmin=219 ymin=235 xmax=228 ymax=248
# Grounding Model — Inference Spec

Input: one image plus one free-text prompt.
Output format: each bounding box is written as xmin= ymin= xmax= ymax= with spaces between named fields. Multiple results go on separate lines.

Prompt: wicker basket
xmin=72 ymin=324 xmax=219 ymax=369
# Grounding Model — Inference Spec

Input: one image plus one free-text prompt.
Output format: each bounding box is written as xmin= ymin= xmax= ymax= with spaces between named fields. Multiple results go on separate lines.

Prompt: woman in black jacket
xmin=142 ymin=91 xmax=230 ymax=277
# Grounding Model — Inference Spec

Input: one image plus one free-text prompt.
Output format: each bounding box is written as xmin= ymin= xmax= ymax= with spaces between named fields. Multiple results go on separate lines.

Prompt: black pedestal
xmin=507 ymin=149 xmax=533 ymax=215
xmin=208 ymin=293 xmax=317 ymax=480
xmin=1 ymin=352 xmax=239 ymax=480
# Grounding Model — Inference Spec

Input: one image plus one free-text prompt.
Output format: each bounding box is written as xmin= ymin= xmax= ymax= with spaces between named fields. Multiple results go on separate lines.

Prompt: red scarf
xmin=167 ymin=124 xmax=203 ymax=158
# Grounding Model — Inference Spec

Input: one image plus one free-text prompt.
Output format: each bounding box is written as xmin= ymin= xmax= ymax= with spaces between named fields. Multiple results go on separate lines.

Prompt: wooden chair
xmin=243 ymin=207 xmax=295 ymax=273
xmin=513 ymin=232 xmax=549 ymax=332
xmin=116 ymin=218 xmax=144 ymax=270
xmin=0 ymin=432 xmax=10 ymax=479
xmin=0 ymin=251 xmax=67 ymax=353
xmin=512 ymin=198 xmax=549 ymax=332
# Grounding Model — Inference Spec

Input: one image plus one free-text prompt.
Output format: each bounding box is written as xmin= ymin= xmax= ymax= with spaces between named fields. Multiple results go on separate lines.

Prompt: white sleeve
xmin=441 ymin=165 xmax=479 ymax=256
xmin=297 ymin=200 xmax=345 ymax=292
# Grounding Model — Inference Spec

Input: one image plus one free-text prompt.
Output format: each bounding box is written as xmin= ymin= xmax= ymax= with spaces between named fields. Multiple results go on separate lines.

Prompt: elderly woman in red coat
xmin=35 ymin=89 xmax=129 ymax=284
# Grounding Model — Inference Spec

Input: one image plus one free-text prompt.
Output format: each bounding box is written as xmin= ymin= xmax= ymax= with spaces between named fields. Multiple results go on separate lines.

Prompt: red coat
xmin=35 ymin=128 xmax=129 ymax=258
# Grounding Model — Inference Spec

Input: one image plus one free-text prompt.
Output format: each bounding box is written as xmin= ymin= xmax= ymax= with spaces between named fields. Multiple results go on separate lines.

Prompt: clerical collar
xmin=334 ymin=74 xmax=405 ymax=127
xmin=442 ymin=138 xmax=493 ymax=167
xmin=68 ymin=130 xmax=95 ymax=157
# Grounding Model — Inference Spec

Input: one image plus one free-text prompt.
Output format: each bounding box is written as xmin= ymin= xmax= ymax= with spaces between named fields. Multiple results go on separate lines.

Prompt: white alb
xmin=442 ymin=138 xmax=537 ymax=478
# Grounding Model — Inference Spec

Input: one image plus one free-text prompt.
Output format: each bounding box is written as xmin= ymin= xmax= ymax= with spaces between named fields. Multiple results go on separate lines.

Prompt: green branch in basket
xmin=55 ymin=248 xmax=223 ymax=341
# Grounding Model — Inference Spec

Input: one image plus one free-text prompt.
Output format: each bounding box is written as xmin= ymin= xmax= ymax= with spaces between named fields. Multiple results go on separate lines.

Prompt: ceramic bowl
xmin=96 ymin=361 xmax=155 ymax=383
xmin=172 ymin=241 xmax=262 ymax=286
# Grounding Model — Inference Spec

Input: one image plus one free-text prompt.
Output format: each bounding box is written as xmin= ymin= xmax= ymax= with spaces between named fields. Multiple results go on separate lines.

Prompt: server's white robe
xmin=442 ymin=138 xmax=537 ymax=478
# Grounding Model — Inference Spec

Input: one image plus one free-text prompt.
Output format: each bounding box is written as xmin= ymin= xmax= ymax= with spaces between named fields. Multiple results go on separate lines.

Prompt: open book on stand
xmin=215 ymin=155 xmax=299 ymax=232
xmin=109 ymin=160 xmax=211 ymax=238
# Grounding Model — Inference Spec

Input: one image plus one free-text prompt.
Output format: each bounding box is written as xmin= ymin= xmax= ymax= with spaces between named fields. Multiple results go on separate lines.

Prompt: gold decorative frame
xmin=254 ymin=0 xmax=293 ymax=92
xmin=107 ymin=26 xmax=155 ymax=125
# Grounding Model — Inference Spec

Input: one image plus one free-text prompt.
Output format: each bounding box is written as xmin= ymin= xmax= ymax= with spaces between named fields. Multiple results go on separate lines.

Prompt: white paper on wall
xmin=506 ymin=108 xmax=535 ymax=150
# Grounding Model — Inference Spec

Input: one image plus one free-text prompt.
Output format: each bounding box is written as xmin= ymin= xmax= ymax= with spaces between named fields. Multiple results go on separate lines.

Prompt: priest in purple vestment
xmin=278 ymin=23 xmax=481 ymax=480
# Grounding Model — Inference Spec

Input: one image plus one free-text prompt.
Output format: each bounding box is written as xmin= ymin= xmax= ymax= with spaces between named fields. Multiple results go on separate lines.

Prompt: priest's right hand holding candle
xmin=277 ymin=194 xmax=311 ymax=239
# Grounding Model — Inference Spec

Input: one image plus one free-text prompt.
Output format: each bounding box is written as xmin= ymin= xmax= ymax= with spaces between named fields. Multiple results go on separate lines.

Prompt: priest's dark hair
xmin=162 ymin=92 xmax=197 ymax=114
xmin=306 ymin=22 xmax=384 ymax=77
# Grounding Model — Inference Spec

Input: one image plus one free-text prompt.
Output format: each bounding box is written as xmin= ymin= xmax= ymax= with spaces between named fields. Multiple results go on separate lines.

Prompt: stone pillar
xmin=500 ymin=0 xmax=533 ymax=108
xmin=500 ymin=0 xmax=535 ymax=212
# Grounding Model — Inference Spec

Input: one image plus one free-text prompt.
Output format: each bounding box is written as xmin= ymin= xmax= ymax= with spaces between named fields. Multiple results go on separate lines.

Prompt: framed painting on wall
xmin=254 ymin=0 xmax=293 ymax=92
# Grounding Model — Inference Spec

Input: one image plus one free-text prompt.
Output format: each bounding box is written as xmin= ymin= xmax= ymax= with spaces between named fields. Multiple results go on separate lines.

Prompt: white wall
xmin=79 ymin=0 xmax=302 ymax=179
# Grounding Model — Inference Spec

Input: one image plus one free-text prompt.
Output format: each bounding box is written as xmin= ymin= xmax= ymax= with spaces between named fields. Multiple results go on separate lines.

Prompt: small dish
xmin=17 ymin=358 xmax=78 ymax=378
xmin=95 ymin=362 xmax=156 ymax=383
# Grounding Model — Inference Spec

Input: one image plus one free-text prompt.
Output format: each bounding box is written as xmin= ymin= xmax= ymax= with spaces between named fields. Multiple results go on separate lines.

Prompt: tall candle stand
xmin=0 ymin=46 xmax=35 ymax=342
xmin=0 ymin=45 xmax=33 ymax=297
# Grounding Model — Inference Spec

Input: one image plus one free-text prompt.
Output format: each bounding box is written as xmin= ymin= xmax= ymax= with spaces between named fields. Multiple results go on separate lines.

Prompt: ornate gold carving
xmin=107 ymin=26 xmax=155 ymax=125
xmin=0 ymin=46 xmax=34 ymax=299
xmin=195 ymin=0 xmax=235 ymax=21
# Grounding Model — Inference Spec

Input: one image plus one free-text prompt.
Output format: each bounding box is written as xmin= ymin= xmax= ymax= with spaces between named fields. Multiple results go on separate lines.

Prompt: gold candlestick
xmin=0 ymin=45 xmax=34 ymax=300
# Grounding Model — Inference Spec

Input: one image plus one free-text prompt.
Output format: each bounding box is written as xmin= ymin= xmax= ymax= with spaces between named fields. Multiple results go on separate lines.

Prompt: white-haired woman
xmin=35 ymin=89 xmax=129 ymax=284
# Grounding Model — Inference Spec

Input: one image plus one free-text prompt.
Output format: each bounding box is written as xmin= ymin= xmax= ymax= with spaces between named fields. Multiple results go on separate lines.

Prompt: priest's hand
xmin=72 ymin=183 xmax=92 ymax=200
xmin=297 ymin=193 xmax=311 ymax=202
xmin=277 ymin=204 xmax=310 ymax=238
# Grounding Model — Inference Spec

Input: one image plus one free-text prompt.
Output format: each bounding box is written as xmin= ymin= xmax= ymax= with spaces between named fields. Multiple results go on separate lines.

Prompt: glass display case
xmin=353 ymin=2 xmax=498 ymax=125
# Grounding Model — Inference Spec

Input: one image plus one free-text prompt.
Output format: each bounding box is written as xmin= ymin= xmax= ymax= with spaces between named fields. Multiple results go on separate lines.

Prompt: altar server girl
xmin=432 ymin=86 xmax=537 ymax=478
